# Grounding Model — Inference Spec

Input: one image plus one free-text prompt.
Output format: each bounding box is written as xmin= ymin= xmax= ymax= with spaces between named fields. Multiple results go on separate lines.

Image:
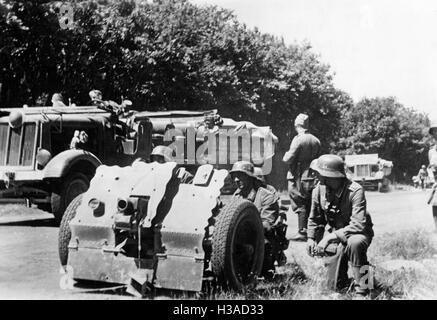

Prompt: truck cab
xmin=0 ymin=106 xmax=152 ymax=222
xmin=345 ymin=154 xmax=393 ymax=192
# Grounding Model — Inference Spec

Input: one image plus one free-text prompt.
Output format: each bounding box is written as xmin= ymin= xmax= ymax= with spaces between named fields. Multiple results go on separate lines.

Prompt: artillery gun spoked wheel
xmin=58 ymin=194 xmax=82 ymax=267
xmin=52 ymin=172 xmax=89 ymax=224
xmin=211 ymin=198 xmax=264 ymax=291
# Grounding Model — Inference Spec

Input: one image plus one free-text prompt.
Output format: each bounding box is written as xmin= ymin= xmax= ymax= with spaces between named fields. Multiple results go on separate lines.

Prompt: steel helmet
xmin=230 ymin=161 xmax=255 ymax=178
xmin=429 ymin=119 xmax=437 ymax=135
xmin=310 ymin=158 xmax=319 ymax=171
xmin=253 ymin=166 xmax=265 ymax=182
xmin=89 ymin=89 xmax=103 ymax=101
xmin=8 ymin=110 xmax=24 ymax=129
xmin=314 ymin=154 xmax=346 ymax=178
xmin=151 ymin=145 xmax=173 ymax=162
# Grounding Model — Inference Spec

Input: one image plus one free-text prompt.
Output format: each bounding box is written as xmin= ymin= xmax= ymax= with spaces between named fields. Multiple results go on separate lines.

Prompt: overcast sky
xmin=191 ymin=0 xmax=437 ymax=119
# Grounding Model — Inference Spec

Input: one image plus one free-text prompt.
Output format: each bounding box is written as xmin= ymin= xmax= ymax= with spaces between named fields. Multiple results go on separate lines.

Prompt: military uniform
xmin=177 ymin=167 xmax=194 ymax=184
xmin=233 ymin=186 xmax=283 ymax=275
xmin=308 ymin=180 xmax=374 ymax=268
xmin=283 ymin=119 xmax=321 ymax=239
xmin=230 ymin=161 xmax=287 ymax=276
xmin=233 ymin=186 xmax=279 ymax=231
xmin=428 ymin=144 xmax=437 ymax=227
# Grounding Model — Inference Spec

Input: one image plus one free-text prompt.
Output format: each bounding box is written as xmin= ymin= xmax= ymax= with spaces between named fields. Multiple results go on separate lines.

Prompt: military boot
xmin=289 ymin=230 xmax=307 ymax=242
xmin=433 ymin=209 xmax=437 ymax=231
xmin=351 ymin=266 xmax=370 ymax=298
xmin=289 ymin=211 xmax=308 ymax=242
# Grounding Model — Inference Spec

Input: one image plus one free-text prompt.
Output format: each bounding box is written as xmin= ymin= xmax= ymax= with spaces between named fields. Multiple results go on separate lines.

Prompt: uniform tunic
xmin=282 ymin=131 xmax=321 ymax=224
xmin=429 ymin=145 xmax=437 ymax=206
xmin=307 ymin=179 xmax=374 ymax=267
xmin=233 ymin=186 xmax=279 ymax=230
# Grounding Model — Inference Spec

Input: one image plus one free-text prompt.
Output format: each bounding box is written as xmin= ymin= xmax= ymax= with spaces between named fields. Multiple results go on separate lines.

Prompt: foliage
xmin=331 ymin=97 xmax=431 ymax=181
xmin=0 ymin=0 xmax=345 ymax=149
xmin=0 ymin=0 xmax=431 ymax=183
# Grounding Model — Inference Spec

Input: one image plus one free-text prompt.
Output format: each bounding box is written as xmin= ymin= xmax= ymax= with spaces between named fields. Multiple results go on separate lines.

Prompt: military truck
xmin=0 ymin=105 xmax=152 ymax=223
xmin=345 ymin=154 xmax=393 ymax=192
xmin=0 ymin=105 xmax=277 ymax=222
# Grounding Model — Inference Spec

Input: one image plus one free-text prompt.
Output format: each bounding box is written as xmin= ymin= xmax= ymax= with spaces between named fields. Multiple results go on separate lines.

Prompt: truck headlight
xmin=36 ymin=149 xmax=52 ymax=169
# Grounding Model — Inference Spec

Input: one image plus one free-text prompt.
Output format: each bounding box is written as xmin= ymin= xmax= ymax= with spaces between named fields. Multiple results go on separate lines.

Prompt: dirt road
xmin=0 ymin=188 xmax=434 ymax=299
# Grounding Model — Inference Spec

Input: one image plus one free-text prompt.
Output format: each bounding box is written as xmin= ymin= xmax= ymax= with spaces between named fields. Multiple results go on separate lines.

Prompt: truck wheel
xmin=58 ymin=194 xmax=82 ymax=266
xmin=377 ymin=182 xmax=383 ymax=192
xmin=211 ymin=198 xmax=264 ymax=291
xmin=52 ymin=172 xmax=89 ymax=224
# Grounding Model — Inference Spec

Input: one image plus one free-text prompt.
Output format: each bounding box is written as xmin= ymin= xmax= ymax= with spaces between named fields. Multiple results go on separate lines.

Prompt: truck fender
xmin=42 ymin=149 xmax=102 ymax=180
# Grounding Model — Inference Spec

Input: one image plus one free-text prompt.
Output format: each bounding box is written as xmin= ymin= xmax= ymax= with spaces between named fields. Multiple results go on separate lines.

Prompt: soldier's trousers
xmin=433 ymin=206 xmax=437 ymax=230
xmin=327 ymin=234 xmax=372 ymax=291
xmin=287 ymin=179 xmax=313 ymax=231
xmin=344 ymin=234 xmax=372 ymax=267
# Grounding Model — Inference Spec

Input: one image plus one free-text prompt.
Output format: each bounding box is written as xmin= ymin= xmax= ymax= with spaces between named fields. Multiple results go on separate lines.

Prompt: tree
xmin=332 ymin=97 xmax=430 ymax=181
xmin=0 ymin=0 xmax=356 ymax=188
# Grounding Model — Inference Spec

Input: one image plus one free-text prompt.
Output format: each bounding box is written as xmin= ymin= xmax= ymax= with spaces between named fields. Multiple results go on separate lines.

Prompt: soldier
xmin=70 ymin=130 xmax=88 ymax=150
xmin=306 ymin=154 xmax=374 ymax=297
xmin=150 ymin=145 xmax=193 ymax=184
xmin=51 ymin=93 xmax=67 ymax=107
xmin=88 ymin=89 xmax=103 ymax=106
xmin=253 ymin=166 xmax=276 ymax=193
xmin=253 ymin=166 xmax=289 ymax=267
xmin=418 ymin=165 xmax=428 ymax=190
xmin=283 ymin=113 xmax=321 ymax=241
xmin=230 ymin=161 xmax=282 ymax=277
xmin=428 ymin=120 xmax=437 ymax=230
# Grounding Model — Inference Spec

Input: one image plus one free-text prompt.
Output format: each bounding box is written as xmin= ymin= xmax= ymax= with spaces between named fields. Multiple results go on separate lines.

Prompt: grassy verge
xmin=210 ymin=229 xmax=437 ymax=300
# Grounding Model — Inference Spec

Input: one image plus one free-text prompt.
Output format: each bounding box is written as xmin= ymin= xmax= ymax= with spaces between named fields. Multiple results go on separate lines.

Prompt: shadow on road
xmin=0 ymin=218 xmax=57 ymax=227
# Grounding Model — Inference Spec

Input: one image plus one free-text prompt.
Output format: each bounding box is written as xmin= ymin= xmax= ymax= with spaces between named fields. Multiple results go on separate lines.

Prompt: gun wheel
xmin=58 ymin=194 xmax=82 ymax=266
xmin=211 ymin=198 xmax=264 ymax=291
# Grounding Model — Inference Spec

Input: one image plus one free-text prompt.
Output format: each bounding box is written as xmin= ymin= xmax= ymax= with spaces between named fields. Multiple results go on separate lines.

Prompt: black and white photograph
xmin=0 ymin=0 xmax=436 ymax=302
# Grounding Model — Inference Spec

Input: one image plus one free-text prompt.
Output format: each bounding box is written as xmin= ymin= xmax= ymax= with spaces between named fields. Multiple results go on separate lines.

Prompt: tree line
xmin=0 ymin=0 xmax=432 ymax=184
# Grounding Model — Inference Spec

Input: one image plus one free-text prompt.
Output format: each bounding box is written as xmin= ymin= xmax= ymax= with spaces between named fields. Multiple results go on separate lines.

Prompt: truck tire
xmin=58 ymin=194 xmax=82 ymax=266
xmin=52 ymin=172 xmax=89 ymax=224
xmin=377 ymin=182 xmax=383 ymax=192
xmin=211 ymin=198 xmax=264 ymax=291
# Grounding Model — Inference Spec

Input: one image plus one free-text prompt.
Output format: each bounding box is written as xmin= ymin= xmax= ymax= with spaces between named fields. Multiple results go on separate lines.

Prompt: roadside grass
xmin=211 ymin=229 xmax=437 ymax=300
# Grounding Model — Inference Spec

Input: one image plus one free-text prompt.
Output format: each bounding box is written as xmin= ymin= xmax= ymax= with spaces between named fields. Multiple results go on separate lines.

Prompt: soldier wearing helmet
xmin=88 ymin=89 xmax=103 ymax=105
xmin=307 ymin=154 xmax=374 ymax=297
xmin=427 ymin=119 xmax=437 ymax=230
xmin=230 ymin=161 xmax=283 ymax=277
xmin=282 ymin=113 xmax=321 ymax=241
xmin=51 ymin=93 xmax=67 ymax=107
xmin=150 ymin=145 xmax=193 ymax=184
xmin=417 ymin=165 xmax=428 ymax=190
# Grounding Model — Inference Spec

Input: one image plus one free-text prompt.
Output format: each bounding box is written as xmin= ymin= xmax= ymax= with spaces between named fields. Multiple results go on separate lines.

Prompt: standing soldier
xmin=418 ymin=165 xmax=428 ymax=190
xmin=428 ymin=120 xmax=437 ymax=230
xmin=283 ymin=113 xmax=321 ymax=241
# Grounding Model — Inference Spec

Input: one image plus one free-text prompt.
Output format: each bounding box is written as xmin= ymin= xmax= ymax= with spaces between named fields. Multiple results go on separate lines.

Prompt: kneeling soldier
xmin=230 ymin=161 xmax=284 ymax=278
xmin=307 ymin=154 xmax=374 ymax=297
